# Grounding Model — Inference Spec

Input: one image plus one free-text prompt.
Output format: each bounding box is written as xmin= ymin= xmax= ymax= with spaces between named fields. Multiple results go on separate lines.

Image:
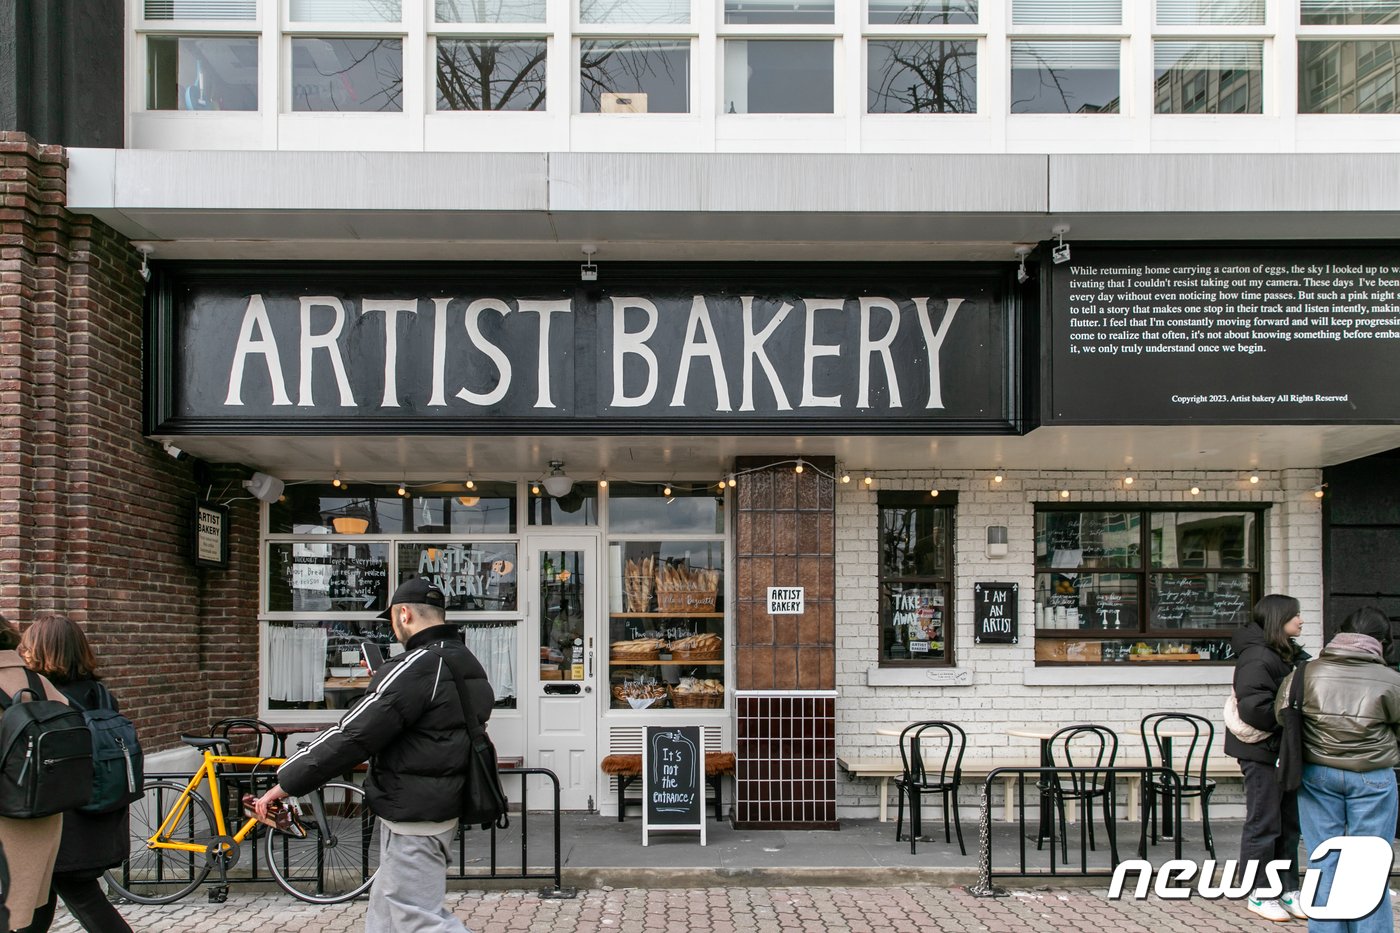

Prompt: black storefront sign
xmin=1045 ymin=246 xmax=1400 ymax=424
xmin=147 ymin=263 xmax=1023 ymax=435
xmin=974 ymin=582 xmax=1018 ymax=644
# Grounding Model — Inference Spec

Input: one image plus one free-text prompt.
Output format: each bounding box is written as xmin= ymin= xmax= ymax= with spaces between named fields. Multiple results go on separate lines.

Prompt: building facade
xmin=3 ymin=0 xmax=1400 ymax=828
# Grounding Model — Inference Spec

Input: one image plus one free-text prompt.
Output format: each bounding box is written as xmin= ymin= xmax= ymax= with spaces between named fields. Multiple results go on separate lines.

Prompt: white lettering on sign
xmin=767 ymin=587 xmax=805 ymax=615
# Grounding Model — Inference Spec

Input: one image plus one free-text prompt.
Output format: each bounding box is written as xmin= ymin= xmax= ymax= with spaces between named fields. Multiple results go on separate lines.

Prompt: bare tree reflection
xmin=438 ymin=40 xmax=546 ymax=110
xmin=580 ymin=41 xmax=686 ymax=112
xmin=293 ymin=38 xmax=403 ymax=112
xmin=1010 ymin=47 xmax=1119 ymax=114
xmin=869 ymin=40 xmax=975 ymax=113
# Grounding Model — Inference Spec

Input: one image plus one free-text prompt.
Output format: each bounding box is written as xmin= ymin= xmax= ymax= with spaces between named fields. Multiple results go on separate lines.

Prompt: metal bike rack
xmin=968 ymin=765 xmax=1182 ymax=897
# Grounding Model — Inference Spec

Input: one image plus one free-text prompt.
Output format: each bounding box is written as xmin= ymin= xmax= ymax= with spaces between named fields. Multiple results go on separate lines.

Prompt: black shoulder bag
xmin=433 ymin=649 xmax=510 ymax=830
xmin=1277 ymin=661 xmax=1308 ymax=791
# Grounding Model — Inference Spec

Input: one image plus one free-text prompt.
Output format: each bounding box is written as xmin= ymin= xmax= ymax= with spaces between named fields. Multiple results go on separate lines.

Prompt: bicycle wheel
xmin=104 ymin=780 xmax=216 ymax=905
xmin=266 ymin=781 xmax=379 ymax=903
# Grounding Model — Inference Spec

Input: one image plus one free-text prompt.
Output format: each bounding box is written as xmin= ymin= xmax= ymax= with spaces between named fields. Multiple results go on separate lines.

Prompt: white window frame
xmin=862 ymin=1 xmax=985 ymax=116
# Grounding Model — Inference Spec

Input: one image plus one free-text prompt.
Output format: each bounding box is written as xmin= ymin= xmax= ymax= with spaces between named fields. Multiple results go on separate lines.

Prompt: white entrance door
xmin=524 ymin=535 xmax=599 ymax=811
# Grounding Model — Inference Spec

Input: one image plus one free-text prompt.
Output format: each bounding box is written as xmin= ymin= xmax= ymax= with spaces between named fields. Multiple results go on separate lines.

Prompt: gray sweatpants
xmin=364 ymin=822 xmax=469 ymax=933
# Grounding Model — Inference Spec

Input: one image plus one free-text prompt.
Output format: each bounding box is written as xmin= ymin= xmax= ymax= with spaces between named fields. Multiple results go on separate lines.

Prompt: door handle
xmin=588 ymin=650 xmax=594 ymax=678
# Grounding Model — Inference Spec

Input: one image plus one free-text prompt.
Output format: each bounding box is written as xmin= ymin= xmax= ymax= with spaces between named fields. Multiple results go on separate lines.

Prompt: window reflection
xmin=147 ymin=36 xmax=259 ymax=110
xmin=1011 ymin=40 xmax=1121 ymax=113
xmin=437 ymin=39 xmax=546 ymax=110
xmin=868 ymin=40 xmax=977 ymax=113
xmin=868 ymin=0 xmax=978 ymax=25
xmin=724 ymin=40 xmax=834 ymax=113
xmin=291 ymin=37 xmax=403 ymax=111
xmin=607 ymin=482 xmax=723 ymax=535
xmin=1154 ymin=41 xmax=1262 ymax=114
xmin=580 ymin=40 xmax=690 ymax=113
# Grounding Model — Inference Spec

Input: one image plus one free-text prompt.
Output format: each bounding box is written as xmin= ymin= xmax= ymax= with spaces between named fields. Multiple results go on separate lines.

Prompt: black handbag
xmin=1277 ymin=661 xmax=1308 ymax=791
xmin=433 ymin=648 xmax=510 ymax=830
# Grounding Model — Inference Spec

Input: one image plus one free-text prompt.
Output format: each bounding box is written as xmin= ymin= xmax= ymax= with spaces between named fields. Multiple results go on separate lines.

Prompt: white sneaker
xmin=1247 ymin=897 xmax=1292 ymax=922
xmin=1279 ymin=891 xmax=1307 ymax=920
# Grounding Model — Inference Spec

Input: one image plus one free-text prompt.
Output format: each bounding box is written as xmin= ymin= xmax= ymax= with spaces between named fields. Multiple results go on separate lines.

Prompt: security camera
xmin=162 ymin=442 xmax=186 ymax=460
xmin=1051 ymin=242 xmax=1071 ymax=264
xmin=1017 ymin=265 xmax=1030 ymax=284
xmin=580 ymin=244 xmax=598 ymax=282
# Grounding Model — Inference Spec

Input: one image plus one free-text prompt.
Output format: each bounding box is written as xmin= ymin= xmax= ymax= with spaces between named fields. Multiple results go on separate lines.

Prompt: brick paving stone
xmin=47 ymin=884 xmax=1400 ymax=932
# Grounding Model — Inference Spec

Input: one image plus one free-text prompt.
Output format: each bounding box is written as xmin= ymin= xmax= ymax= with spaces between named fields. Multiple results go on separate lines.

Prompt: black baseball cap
xmin=378 ymin=578 xmax=446 ymax=620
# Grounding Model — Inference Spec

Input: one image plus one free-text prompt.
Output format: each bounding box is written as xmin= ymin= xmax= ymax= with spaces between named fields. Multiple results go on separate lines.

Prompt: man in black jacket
xmin=253 ymin=579 xmax=494 ymax=932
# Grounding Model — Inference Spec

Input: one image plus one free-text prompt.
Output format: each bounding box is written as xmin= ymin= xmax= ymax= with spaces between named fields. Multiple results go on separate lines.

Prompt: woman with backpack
xmin=15 ymin=615 xmax=132 ymax=933
xmin=0 ymin=615 xmax=65 ymax=933
xmin=1228 ymin=593 xmax=1309 ymax=924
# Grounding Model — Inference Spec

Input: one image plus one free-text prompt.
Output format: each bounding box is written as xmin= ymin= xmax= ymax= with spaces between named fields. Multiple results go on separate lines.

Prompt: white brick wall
xmin=834 ymin=467 xmax=1324 ymax=816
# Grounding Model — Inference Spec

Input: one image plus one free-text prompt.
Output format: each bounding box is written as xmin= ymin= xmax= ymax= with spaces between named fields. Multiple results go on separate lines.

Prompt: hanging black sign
xmin=1046 ymin=246 xmax=1400 ymax=424
xmin=643 ymin=725 xmax=704 ymax=833
xmin=974 ymin=582 xmax=1018 ymax=644
xmin=190 ymin=499 xmax=228 ymax=569
xmin=147 ymin=262 xmax=1021 ymax=436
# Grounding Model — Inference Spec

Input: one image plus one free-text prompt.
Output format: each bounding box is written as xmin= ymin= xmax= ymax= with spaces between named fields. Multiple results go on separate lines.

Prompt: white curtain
xmin=464 ymin=624 xmax=516 ymax=702
xmin=268 ymin=626 xmax=328 ymax=703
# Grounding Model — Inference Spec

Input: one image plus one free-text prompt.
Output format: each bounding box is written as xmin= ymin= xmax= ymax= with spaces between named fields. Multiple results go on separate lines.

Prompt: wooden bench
xmin=602 ymin=753 xmax=736 ymax=822
xmin=838 ymin=755 xmax=1240 ymax=824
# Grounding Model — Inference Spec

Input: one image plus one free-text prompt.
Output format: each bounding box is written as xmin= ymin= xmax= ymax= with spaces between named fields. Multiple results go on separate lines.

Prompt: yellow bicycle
xmin=104 ymin=734 xmax=379 ymax=904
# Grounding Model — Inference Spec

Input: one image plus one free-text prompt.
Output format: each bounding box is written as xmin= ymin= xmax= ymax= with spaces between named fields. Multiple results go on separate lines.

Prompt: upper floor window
xmin=435 ymin=0 xmax=546 ymax=22
xmin=1012 ymin=0 xmax=1120 ymax=26
xmin=1157 ymin=0 xmax=1264 ymax=26
xmin=147 ymin=35 xmax=260 ymax=110
xmin=580 ymin=40 xmax=691 ymax=112
xmin=145 ymin=0 xmax=256 ymax=19
xmin=288 ymin=0 xmax=400 ymax=22
xmin=291 ymin=38 xmax=404 ymax=111
xmin=1011 ymin=40 xmax=1120 ymax=112
xmin=1299 ymin=2 xmax=1400 ymax=112
xmin=1155 ymin=41 xmax=1264 ymax=113
xmin=878 ymin=492 xmax=956 ymax=667
xmin=869 ymin=1 xmax=977 ymax=26
xmin=583 ymin=0 xmax=690 ymax=25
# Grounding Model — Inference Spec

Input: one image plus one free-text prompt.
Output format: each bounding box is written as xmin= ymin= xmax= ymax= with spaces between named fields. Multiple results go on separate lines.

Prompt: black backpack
xmin=432 ymin=649 xmax=509 ymax=830
xmin=0 ymin=671 xmax=93 ymax=818
xmin=66 ymin=683 xmax=144 ymax=814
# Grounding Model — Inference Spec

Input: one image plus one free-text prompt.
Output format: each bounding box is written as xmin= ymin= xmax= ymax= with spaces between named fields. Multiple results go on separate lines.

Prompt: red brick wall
xmin=0 ymin=132 xmax=259 ymax=748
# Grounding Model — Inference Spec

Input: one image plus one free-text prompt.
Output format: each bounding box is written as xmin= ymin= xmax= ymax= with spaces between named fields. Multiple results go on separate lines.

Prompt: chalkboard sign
xmin=974 ymin=582 xmax=1018 ymax=644
xmin=642 ymin=725 xmax=707 ymax=846
xmin=1151 ymin=574 xmax=1252 ymax=629
xmin=268 ymin=542 xmax=390 ymax=613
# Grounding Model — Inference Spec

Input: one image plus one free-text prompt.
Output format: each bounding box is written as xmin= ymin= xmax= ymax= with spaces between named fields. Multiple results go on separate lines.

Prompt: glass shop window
xmin=878 ymin=492 xmax=957 ymax=666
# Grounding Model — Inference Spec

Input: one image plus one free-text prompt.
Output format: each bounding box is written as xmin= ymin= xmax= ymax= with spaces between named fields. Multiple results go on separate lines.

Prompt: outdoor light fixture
xmin=243 ymin=472 xmax=285 ymax=503
xmin=1015 ymin=245 xmax=1034 ymax=284
xmin=986 ymin=525 xmax=1009 ymax=559
xmin=663 ymin=484 xmax=672 ymax=496
xmin=580 ymin=245 xmax=598 ymax=282
xmin=794 ymin=459 xmax=805 ymax=474
xmin=542 ymin=460 xmax=574 ymax=497
xmin=863 ymin=472 xmax=874 ymax=487
xmin=1060 ymin=489 xmax=1071 ymax=499
xmin=332 ymin=473 xmax=343 ymax=489
xmin=465 ymin=476 xmax=475 ymax=490
xmin=1249 ymin=474 xmax=1260 ymax=484
xmin=1051 ymin=225 xmax=1071 ymax=264
xmin=136 ymin=244 xmax=154 ymax=283
xmin=1190 ymin=486 xmax=1201 ymax=496
xmin=930 ymin=487 xmax=940 ymax=497
xmin=1314 ymin=484 xmax=1327 ymax=499
xmin=531 ymin=482 xmax=541 ymax=495
xmin=1123 ymin=475 xmax=1135 ymax=486
xmin=599 ymin=473 xmax=609 ymax=489
xmin=397 ymin=481 xmax=408 ymax=497
xmin=727 ymin=474 xmax=737 ymax=488
xmin=993 ymin=470 xmax=1004 ymax=484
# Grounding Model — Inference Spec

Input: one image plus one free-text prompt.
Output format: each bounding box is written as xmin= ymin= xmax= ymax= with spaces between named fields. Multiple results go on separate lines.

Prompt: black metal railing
xmin=134 ymin=765 xmax=571 ymax=900
xmin=969 ymin=765 xmax=1183 ymax=896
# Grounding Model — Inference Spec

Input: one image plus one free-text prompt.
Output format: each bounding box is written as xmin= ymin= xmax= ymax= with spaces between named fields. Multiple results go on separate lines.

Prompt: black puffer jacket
xmin=277 ymin=626 xmax=494 ymax=822
xmin=1228 ymin=622 xmax=1307 ymax=764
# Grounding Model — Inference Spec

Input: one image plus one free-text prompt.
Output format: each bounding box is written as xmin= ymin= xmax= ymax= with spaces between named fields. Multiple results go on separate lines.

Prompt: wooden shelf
xmin=609 ymin=657 xmax=724 ymax=666
xmin=1128 ymin=653 xmax=1202 ymax=662
xmin=610 ymin=612 xmax=724 ymax=618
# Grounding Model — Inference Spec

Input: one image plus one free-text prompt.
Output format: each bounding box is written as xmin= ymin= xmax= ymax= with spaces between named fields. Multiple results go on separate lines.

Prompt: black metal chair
xmin=1140 ymin=712 xmax=1216 ymax=858
xmin=893 ymin=721 xmax=967 ymax=855
xmin=212 ymin=717 xmax=284 ymax=759
xmin=1038 ymin=723 xmax=1119 ymax=864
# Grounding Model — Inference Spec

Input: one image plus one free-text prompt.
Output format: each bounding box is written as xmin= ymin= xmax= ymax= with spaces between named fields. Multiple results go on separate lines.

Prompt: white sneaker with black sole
xmin=1247 ymin=896 xmax=1292 ymax=922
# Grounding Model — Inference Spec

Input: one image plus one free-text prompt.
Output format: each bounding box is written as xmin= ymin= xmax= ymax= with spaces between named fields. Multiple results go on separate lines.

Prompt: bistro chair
xmin=1038 ymin=724 xmax=1120 ymax=864
xmin=1139 ymin=712 xmax=1216 ymax=858
xmin=212 ymin=716 xmax=285 ymax=759
xmin=893 ymin=721 xmax=967 ymax=856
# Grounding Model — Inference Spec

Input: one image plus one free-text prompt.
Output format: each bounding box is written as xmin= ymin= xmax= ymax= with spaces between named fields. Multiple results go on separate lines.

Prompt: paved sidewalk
xmin=50 ymin=885 xmax=1400 ymax=933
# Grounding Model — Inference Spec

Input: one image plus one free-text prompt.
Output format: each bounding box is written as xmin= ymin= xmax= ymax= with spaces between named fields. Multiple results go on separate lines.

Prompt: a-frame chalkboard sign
xmin=642 ymin=725 xmax=707 ymax=846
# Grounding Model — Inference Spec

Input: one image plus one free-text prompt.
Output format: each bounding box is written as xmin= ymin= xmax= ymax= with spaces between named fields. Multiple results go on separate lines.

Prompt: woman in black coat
xmin=1228 ymin=593 xmax=1307 ymax=923
xmin=16 ymin=614 xmax=132 ymax=933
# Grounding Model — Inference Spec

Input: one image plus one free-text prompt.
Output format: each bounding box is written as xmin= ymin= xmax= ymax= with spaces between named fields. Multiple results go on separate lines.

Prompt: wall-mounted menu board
xmin=1151 ymin=573 xmax=1252 ymax=629
xmin=1048 ymin=246 xmax=1400 ymax=424
xmin=974 ymin=582 xmax=1018 ymax=644
xmin=268 ymin=542 xmax=390 ymax=612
